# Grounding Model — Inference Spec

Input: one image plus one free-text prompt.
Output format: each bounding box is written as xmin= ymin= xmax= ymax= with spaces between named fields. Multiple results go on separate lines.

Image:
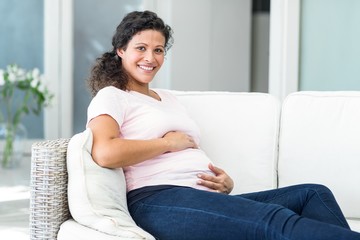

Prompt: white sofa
xmin=30 ymin=91 xmax=360 ymax=239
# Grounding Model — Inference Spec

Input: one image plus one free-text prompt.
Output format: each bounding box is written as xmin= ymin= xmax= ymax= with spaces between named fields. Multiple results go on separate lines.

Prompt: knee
xmin=305 ymin=183 xmax=331 ymax=191
xmin=301 ymin=183 xmax=334 ymax=197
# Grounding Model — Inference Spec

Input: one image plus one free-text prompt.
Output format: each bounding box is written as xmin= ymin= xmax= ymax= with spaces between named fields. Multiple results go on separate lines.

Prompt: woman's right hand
xmin=162 ymin=131 xmax=198 ymax=152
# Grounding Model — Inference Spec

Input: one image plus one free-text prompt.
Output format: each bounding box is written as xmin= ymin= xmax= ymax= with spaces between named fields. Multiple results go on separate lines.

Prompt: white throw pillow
xmin=67 ymin=128 xmax=154 ymax=239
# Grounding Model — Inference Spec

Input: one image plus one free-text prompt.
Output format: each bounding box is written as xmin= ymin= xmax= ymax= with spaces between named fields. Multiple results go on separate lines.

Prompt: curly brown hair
xmin=87 ymin=10 xmax=174 ymax=97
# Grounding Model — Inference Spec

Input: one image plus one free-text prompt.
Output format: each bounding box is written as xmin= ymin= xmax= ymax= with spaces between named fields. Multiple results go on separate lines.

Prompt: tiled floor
xmin=0 ymin=156 xmax=30 ymax=240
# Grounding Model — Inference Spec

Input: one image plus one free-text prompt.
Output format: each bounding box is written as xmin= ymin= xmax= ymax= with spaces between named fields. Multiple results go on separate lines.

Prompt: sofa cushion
xmin=173 ymin=91 xmax=280 ymax=194
xmin=278 ymin=91 xmax=360 ymax=219
xmin=58 ymin=219 xmax=133 ymax=240
xmin=66 ymin=128 xmax=154 ymax=239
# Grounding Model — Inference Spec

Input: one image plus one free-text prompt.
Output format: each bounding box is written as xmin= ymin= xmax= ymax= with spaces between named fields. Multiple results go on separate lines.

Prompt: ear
xmin=116 ymin=48 xmax=125 ymax=58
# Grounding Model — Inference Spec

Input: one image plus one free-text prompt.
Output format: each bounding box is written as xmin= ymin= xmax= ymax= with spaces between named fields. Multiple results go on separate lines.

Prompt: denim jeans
xmin=128 ymin=184 xmax=360 ymax=240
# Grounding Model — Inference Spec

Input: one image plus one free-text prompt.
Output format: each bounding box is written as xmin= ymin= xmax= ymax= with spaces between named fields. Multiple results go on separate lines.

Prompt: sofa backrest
xmin=174 ymin=91 xmax=280 ymax=195
xmin=278 ymin=91 xmax=360 ymax=219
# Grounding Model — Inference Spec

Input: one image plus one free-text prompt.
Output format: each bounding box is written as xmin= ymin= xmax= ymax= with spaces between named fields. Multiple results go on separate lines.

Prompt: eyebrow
xmin=134 ymin=42 xmax=164 ymax=48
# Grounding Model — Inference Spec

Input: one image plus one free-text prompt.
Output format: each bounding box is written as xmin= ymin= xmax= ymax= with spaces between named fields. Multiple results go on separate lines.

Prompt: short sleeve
xmin=86 ymin=86 xmax=127 ymax=128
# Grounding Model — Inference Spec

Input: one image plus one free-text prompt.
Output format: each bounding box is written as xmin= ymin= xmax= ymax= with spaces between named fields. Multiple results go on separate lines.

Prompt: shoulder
xmin=94 ymin=86 xmax=130 ymax=102
xmin=89 ymin=86 xmax=130 ymax=111
xmin=87 ymin=86 xmax=128 ymax=126
xmin=96 ymin=86 xmax=126 ymax=96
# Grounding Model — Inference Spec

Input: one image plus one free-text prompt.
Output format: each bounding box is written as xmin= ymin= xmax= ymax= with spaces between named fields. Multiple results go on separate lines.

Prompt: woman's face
xmin=117 ymin=30 xmax=165 ymax=90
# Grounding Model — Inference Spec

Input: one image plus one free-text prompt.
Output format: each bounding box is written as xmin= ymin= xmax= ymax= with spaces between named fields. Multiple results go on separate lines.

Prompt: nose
xmin=144 ymin=50 xmax=155 ymax=62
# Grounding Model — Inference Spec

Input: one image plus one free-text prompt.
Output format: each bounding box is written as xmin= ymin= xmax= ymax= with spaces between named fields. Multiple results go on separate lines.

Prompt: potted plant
xmin=0 ymin=64 xmax=53 ymax=168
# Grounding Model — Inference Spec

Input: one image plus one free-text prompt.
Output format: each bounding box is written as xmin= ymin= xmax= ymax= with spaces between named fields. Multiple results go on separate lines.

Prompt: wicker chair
xmin=30 ymin=138 xmax=71 ymax=240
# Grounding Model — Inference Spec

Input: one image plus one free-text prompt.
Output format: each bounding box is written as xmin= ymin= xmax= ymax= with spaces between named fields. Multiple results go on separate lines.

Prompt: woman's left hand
xmin=197 ymin=163 xmax=234 ymax=194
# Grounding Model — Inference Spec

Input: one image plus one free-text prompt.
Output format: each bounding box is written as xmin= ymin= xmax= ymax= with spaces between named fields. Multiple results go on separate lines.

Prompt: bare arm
xmin=88 ymin=114 xmax=197 ymax=168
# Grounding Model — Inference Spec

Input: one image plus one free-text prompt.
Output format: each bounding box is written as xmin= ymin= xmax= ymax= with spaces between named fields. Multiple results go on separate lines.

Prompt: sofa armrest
xmin=30 ymin=138 xmax=70 ymax=240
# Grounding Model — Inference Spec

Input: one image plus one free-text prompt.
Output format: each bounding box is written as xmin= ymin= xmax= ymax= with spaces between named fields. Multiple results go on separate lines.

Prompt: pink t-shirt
xmin=87 ymin=86 xmax=214 ymax=192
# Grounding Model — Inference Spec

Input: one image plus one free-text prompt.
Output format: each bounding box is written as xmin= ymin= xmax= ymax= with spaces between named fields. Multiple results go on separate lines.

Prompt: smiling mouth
xmin=139 ymin=65 xmax=155 ymax=71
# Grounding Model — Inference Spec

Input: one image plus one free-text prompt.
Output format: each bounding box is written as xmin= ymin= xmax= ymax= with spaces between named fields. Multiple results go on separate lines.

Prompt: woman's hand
xmin=163 ymin=131 xmax=198 ymax=152
xmin=197 ymin=163 xmax=234 ymax=194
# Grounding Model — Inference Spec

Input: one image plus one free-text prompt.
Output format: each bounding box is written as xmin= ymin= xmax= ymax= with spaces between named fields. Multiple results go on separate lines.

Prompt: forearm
xmin=88 ymin=115 xmax=196 ymax=168
xmin=92 ymin=137 xmax=170 ymax=168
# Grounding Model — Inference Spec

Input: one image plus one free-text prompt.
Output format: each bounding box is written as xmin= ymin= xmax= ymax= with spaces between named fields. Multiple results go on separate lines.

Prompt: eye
xmin=136 ymin=46 xmax=146 ymax=51
xmin=154 ymin=48 xmax=164 ymax=54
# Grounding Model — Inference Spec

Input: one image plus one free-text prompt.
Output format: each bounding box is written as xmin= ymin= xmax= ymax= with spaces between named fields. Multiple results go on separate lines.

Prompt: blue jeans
xmin=128 ymin=184 xmax=360 ymax=240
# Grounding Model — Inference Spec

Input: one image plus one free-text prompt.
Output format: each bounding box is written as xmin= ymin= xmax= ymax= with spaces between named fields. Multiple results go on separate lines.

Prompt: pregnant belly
xmin=125 ymin=148 xmax=215 ymax=191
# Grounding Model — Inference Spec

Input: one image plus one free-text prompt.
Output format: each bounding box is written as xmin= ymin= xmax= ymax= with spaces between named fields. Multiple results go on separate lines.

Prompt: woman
xmin=86 ymin=10 xmax=360 ymax=240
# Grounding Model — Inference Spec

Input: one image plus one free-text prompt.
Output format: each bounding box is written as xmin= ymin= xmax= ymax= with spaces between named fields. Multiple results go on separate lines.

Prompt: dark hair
xmin=88 ymin=10 xmax=174 ymax=96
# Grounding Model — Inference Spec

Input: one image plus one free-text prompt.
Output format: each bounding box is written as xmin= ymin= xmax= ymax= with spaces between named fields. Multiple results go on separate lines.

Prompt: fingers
xmin=197 ymin=173 xmax=227 ymax=193
xmin=197 ymin=173 xmax=217 ymax=185
xmin=163 ymin=131 xmax=197 ymax=151
xmin=187 ymin=135 xmax=198 ymax=149
xmin=196 ymin=175 xmax=220 ymax=191
xmin=197 ymin=164 xmax=234 ymax=194
xmin=208 ymin=163 xmax=224 ymax=175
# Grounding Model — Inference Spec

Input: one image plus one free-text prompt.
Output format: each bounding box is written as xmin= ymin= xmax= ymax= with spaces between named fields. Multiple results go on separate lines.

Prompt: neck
xmin=127 ymin=81 xmax=150 ymax=95
xmin=128 ymin=85 xmax=160 ymax=101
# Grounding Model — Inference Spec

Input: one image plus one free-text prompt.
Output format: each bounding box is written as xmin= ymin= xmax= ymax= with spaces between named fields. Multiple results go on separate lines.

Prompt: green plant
xmin=0 ymin=64 xmax=53 ymax=167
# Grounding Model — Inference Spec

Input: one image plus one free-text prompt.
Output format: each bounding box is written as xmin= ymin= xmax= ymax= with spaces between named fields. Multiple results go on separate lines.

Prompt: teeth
xmin=139 ymin=65 xmax=154 ymax=71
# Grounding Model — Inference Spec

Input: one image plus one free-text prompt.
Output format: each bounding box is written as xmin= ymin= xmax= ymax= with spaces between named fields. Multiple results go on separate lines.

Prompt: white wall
xmin=268 ymin=0 xmax=300 ymax=101
xmin=152 ymin=0 xmax=252 ymax=92
xmin=251 ymin=12 xmax=270 ymax=93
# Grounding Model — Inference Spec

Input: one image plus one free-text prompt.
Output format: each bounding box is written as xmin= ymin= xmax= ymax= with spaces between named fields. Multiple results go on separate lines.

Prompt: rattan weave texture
xmin=30 ymin=138 xmax=70 ymax=240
